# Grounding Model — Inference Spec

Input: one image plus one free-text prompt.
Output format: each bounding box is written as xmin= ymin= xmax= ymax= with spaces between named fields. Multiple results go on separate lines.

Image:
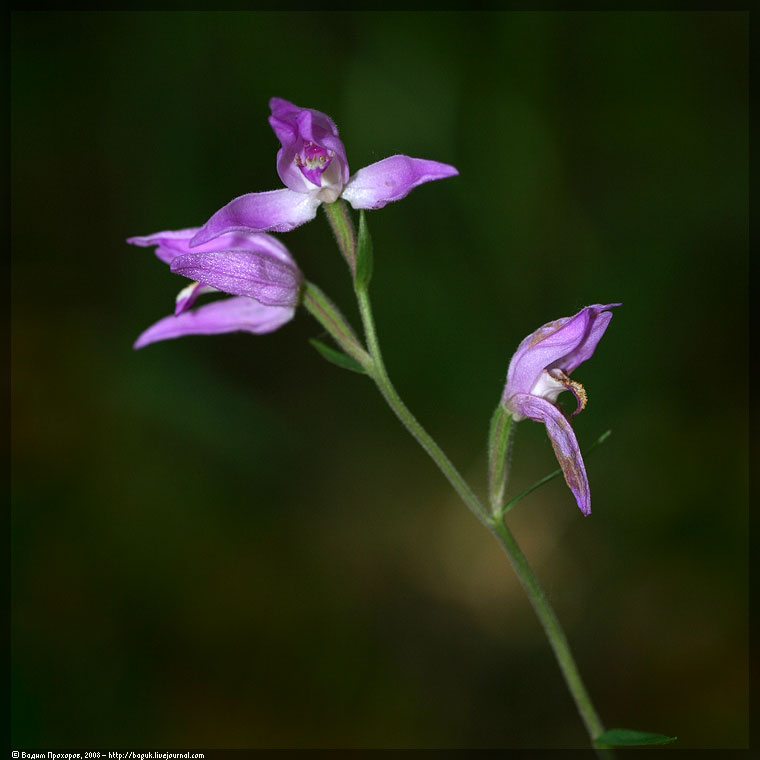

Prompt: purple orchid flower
xmin=128 ymin=228 xmax=302 ymax=349
xmin=189 ymin=97 xmax=459 ymax=245
xmin=502 ymin=303 xmax=620 ymax=516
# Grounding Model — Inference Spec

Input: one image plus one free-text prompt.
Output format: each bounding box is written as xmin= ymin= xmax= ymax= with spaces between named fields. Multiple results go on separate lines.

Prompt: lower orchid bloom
xmin=189 ymin=97 xmax=459 ymax=245
xmin=501 ymin=303 xmax=621 ymax=515
xmin=127 ymin=228 xmax=302 ymax=349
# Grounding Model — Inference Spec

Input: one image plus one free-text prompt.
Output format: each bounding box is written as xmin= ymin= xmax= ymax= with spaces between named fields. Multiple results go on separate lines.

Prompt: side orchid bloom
xmin=502 ymin=304 xmax=620 ymax=515
xmin=128 ymin=228 xmax=302 ymax=349
xmin=189 ymin=97 xmax=459 ymax=245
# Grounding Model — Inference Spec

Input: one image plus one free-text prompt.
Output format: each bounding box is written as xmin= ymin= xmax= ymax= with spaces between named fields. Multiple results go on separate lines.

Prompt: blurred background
xmin=11 ymin=11 xmax=747 ymax=749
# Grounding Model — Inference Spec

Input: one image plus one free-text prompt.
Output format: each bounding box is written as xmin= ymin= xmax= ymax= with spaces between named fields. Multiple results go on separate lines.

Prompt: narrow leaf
xmin=309 ymin=338 xmax=366 ymax=374
xmin=595 ymin=728 xmax=677 ymax=746
xmin=355 ymin=210 xmax=374 ymax=291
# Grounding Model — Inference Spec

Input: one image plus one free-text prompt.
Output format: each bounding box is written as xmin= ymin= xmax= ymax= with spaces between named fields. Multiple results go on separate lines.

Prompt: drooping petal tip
xmin=509 ymin=394 xmax=591 ymax=515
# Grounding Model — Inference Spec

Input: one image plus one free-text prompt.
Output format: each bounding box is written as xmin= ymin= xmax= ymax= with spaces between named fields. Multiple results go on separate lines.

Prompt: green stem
xmin=301 ymin=281 xmax=371 ymax=370
xmin=322 ymin=200 xmax=357 ymax=275
xmin=356 ymin=286 xmax=493 ymax=529
xmin=491 ymin=518 xmax=608 ymax=751
xmin=313 ymin=207 xmax=609 ymax=750
xmin=357 ymin=284 xmax=608 ymax=748
xmin=488 ymin=404 xmax=516 ymax=516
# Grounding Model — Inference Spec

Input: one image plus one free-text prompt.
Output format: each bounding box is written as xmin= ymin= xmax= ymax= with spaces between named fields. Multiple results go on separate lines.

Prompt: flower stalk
xmin=488 ymin=403 xmax=515 ymax=517
xmin=322 ymin=200 xmax=357 ymax=275
xmin=311 ymin=204 xmax=610 ymax=751
xmin=131 ymin=95 xmax=621 ymax=750
xmin=301 ymin=281 xmax=370 ymax=370
xmin=491 ymin=518 xmax=609 ymax=752
xmin=356 ymin=285 xmax=494 ymax=530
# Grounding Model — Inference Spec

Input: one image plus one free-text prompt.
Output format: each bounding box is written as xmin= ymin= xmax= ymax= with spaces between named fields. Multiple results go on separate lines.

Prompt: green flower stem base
xmin=310 ymin=201 xmax=609 ymax=752
xmin=490 ymin=518 xmax=607 ymax=748
xmin=488 ymin=403 xmax=515 ymax=516
xmin=302 ymin=281 xmax=371 ymax=369
xmin=323 ymin=198 xmax=357 ymax=275
xmin=355 ymin=286 xmax=493 ymax=530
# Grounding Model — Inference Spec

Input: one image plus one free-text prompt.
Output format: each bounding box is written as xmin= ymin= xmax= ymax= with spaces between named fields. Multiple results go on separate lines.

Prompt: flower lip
xmin=530 ymin=368 xmax=588 ymax=417
xmin=295 ymin=141 xmax=334 ymax=186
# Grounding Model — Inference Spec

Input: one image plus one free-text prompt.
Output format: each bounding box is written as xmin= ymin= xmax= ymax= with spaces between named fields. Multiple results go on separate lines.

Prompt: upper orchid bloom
xmin=189 ymin=97 xmax=459 ymax=246
xmin=128 ymin=228 xmax=302 ymax=349
xmin=502 ymin=304 xmax=621 ymax=516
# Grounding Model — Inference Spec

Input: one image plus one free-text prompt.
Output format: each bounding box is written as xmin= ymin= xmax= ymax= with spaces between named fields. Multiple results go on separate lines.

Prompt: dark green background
xmin=11 ymin=11 xmax=748 ymax=749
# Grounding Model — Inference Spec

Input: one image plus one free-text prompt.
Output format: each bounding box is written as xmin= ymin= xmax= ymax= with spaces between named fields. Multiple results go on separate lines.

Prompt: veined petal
xmin=134 ymin=297 xmax=295 ymax=349
xmin=508 ymin=394 xmax=591 ymax=516
xmin=190 ymin=189 xmax=321 ymax=245
xmin=171 ymin=251 xmax=301 ymax=307
xmin=341 ymin=155 xmax=459 ymax=210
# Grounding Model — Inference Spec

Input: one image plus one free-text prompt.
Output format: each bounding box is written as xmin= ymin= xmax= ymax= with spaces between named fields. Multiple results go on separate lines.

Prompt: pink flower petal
xmin=508 ymin=394 xmax=591 ymax=516
xmin=170 ymin=251 xmax=301 ymax=307
xmin=190 ymin=189 xmax=321 ymax=246
xmin=134 ymin=297 xmax=295 ymax=349
xmin=341 ymin=155 xmax=459 ymax=210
